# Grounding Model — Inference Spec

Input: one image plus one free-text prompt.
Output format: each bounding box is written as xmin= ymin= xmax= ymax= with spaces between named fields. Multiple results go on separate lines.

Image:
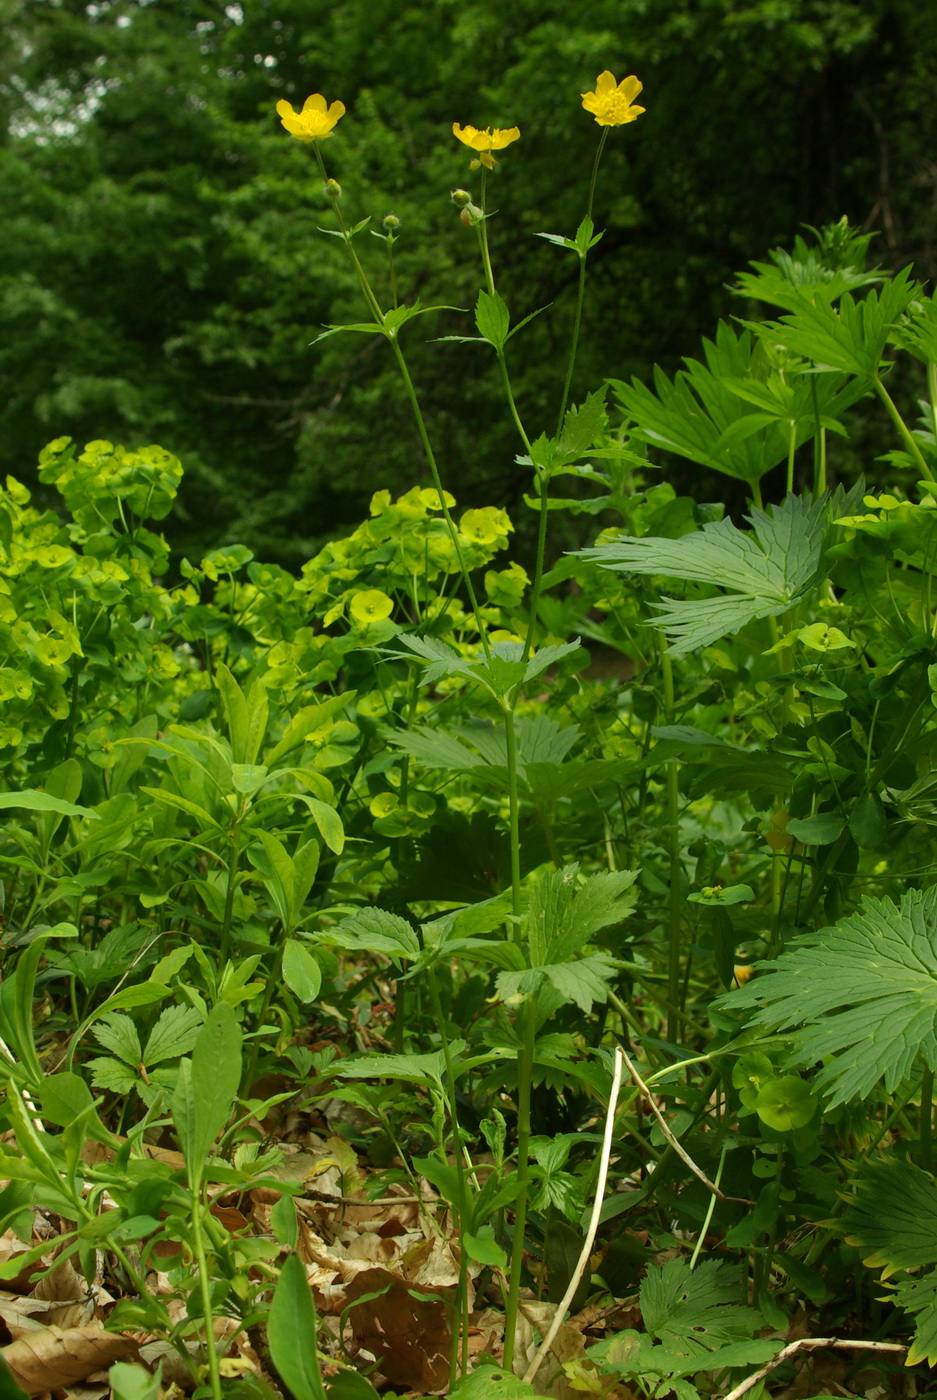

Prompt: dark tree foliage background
xmin=2 ymin=0 xmax=937 ymax=565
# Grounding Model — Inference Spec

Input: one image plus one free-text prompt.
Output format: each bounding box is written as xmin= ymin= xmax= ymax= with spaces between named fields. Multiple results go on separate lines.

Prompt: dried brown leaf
xmin=2 ymin=1324 xmax=138 ymax=1395
xmin=344 ymin=1266 xmax=451 ymax=1392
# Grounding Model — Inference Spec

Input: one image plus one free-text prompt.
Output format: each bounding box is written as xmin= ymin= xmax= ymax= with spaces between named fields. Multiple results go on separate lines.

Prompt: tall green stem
xmin=315 ymin=146 xmax=491 ymax=659
xmin=427 ymin=971 xmax=471 ymax=1384
xmin=387 ymin=338 xmax=492 ymax=662
xmin=659 ymin=643 xmax=683 ymax=1044
xmin=472 ymin=171 xmax=544 ymax=665
xmin=786 ymin=419 xmax=796 ymax=495
xmin=555 ymin=128 xmax=608 ymax=432
xmin=502 ymin=998 xmax=537 ymax=1373
xmin=873 ymin=374 xmax=936 ymax=480
xmin=503 ymin=704 xmax=523 ymax=933
xmin=191 ymin=1196 xmax=223 ymax=1400
xmin=218 ymin=826 xmax=241 ymax=966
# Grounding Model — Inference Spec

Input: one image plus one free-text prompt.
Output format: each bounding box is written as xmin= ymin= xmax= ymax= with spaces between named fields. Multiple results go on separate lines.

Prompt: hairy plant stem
xmin=427 ymin=971 xmax=471 ymax=1385
xmin=800 ymin=670 xmax=929 ymax=924
xmin=659 ymin=643 xmax=683 ymax=1043
xmin=218 ymin=824 xmax=241 ymax=967
xmin=502 ymin=703 xmax=524 ymax=935
xmin=555 ymin=128 xmax=608 ymax=432
xmin=317 ymin=146 xmax=491 ymax=661
xmin=387 ymin=339 xmax=492 ymax=660
xmin=786 ymin=419 xmax=796 ymax=495
xmin=502 ymin=997 xmax=537 ymax=1374
xmin=873 ymin=374 xmax=935 ymax=480
xmin=473 ymin=173 xmax=545 ymax=666
xmin=501 ymin=697 xmax=533 ymax=1375
xmin=190 ymin=1194 xmax=223 ymax=1400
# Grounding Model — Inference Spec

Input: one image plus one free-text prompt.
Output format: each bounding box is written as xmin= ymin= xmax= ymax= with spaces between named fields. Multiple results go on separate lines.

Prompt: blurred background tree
xmin=2 ymin=0 xmax=936 ymax=565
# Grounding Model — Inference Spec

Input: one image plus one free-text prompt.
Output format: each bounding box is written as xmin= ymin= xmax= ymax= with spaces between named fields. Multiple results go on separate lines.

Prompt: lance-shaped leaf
xmin=326 ymin=907 xmax=421 ymax=963
xmin=719 ymin=885 xmax=937 ymax=1107
xmin=581 ymin=493 xmax=825 ymax=656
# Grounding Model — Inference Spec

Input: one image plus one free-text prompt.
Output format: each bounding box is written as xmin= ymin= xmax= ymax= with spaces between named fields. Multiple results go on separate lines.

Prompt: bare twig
xmin=721 ymin=1336 xmax=908 ymax=1400
xmin=620 ymin=1048 xmax=752 ymax=1205
xmin=0 ymin=1037 xmax=43 ymax=1130
xmin=522 ymin=1047 xmax=625 ymax=1385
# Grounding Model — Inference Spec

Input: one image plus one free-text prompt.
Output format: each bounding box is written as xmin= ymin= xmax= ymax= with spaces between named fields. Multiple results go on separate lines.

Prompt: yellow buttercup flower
xmin=276 ymin=93 xmax=346 ymax=143
xmin=452 ymin=122 xmax=520 ymax=170
xmin=581 ymin=71 xmax=645 ymax=127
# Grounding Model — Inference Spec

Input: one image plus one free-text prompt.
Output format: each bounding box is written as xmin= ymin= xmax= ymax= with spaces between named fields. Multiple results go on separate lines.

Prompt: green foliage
xmin=6 ymin=78 xmax=937 ymax=1387
xmin=722 ymin=887 xmax=937 ymax=1107
xmin=4 ymin=1 xmax=937 ymax=559
xmin=842 ymin=1156 xmax=937 ymax=1366
xmin=581 ymin=493 xmax=828 ymax=655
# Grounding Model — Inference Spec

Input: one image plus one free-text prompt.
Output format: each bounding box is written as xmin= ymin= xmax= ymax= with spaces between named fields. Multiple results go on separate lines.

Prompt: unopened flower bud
xmin=382 ymin=213 xmax=400 ymax=231
xmin=451 ymin=188 xmax=472 ymax=208
xmin=324 ymin=178 xmax=342 ymax=200
xmin=459 ymin=202 xmax=483 ymax=227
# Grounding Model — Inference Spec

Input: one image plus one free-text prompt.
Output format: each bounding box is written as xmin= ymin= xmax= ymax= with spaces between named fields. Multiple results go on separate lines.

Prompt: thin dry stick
xmin=722 ymin=1336 xmax=908 ymax=1400
xmin=0 ymin=1035 xmax=43 ymax=1131
xmin=620 ymin=1048 xmax=752 ymax=1205
xmin=522 ymin=1047 xmax=625 ymax=1386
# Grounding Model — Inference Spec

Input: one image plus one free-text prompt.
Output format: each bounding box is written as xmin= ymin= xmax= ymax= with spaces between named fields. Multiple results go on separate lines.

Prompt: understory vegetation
xmin=6 ymin=53 xmax=937 ymax=1400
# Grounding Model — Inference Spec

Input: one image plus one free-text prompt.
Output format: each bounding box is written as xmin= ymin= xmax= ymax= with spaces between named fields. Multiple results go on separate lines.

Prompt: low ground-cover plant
xmin=2 ymin=62 xmax=937 ymax=1400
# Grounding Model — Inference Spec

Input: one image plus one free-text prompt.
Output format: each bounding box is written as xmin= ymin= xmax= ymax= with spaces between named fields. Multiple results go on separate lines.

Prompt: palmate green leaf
xmin=610 ymin=321 xmax=817 ymax=485
xmin=384 ymin=725 xmax=484 ymax=771
xmin=385 ymin=714 xmax=581 ymax=793
xmin=595 ymin=1334 xmax=776 ymax=1392
xmin=750 ymin=266 xmax=919 ymax=378
xmin=891 ymin=1273 xmax=937 ymax=1367
xmin=556 ymin=388 xmax=607 ymax=463
xmin=336 ymin=1045 xmax=463 ymax=1086
xmin=640 ymin=1259 xmax=764 ymax=1355
xmin=526 ymin=864 xmax=639 ymax=967
xmin=841 ymin=1156 xmax=937 ymax=1275
xmin=140 ymin=1008 xmax=203 ymax=1058
xmin=734 ymin=243 xmax=882 ymax=312
xmin=87 ymin=1056 xmax=140 ymax=1095
xmin=142 ymin=1004 xmax=203 ymax=1065
xmin=581 ymin=493 xmax=825 ymax=656
xmin=91 ymin=1013 xmax=142 ymax=1067
xmin=497 ymin=954 xmax=618 ymax=1013
xmin=391 ymin=633 xmax=480 ymax=686
xmin=720 ymin=886 xmax=937 ymax=1106
xmin=448 ymin=1365 xmax=545 ymax=1400
xmin=840 ymin=1155 xmax=937 ymax=1365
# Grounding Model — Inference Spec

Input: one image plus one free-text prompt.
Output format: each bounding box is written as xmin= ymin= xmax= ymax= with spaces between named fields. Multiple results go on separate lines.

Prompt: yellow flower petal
xmin=580 ymin=71 xmax=645 ymax=127
xmin=277 ymin=93 xmax=346 ymax=143
xmin=452 ymin=121 xmax=520 ymax=162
